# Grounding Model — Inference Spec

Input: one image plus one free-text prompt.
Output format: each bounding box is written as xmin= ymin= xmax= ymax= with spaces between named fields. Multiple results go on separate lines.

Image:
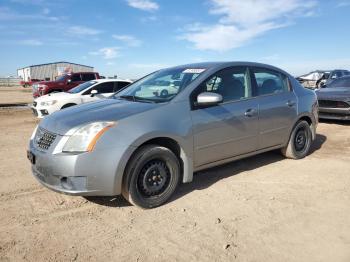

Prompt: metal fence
xmin=0 ymin=78 xmax=21 ymax=87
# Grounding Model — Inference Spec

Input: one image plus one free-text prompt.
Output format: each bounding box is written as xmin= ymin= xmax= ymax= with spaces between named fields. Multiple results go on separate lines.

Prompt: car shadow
xmin=170 ymin=133 xmax=327 ymax=204
xmin=84 ymin=195 xmax=132 ymax=207
xmin=85 ymin=134 xmax=327 ymax=208
xmin=309 ymin=134 xmax=327 ymax=154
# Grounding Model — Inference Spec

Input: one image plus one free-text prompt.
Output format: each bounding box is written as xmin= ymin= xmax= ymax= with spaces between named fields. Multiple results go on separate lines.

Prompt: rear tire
xmin=122 ymin=145 xmax=180 ymax=209
xmin=281 ymin=120 xmax=312 ymax=159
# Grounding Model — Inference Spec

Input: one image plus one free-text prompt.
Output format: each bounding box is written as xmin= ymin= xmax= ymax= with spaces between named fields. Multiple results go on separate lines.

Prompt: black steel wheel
xmin=281 ymin=120 xmax=312 ymax=159
xmin=122 ymin=145 xmax=180 ymax=208
xmin=137 ymin=159 xmax=170 ymax=197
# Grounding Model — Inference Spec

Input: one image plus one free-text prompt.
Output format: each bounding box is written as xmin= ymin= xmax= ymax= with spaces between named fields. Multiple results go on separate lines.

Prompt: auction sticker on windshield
xmin=182 ymin=68 xmax=206 ymax=74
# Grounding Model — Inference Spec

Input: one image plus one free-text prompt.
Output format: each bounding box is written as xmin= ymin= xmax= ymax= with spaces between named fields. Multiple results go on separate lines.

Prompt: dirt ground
xmin=0 ymin=109 xmax=349 ymax=262
xmin=0 ymin=86 xmax=33 ymax=105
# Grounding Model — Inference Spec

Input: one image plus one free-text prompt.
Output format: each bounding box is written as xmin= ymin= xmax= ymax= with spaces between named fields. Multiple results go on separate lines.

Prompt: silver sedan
xmin=28 ymin=62 xmax=318 ymax=208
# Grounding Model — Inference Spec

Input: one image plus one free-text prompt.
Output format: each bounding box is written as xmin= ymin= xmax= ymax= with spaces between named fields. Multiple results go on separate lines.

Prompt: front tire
xmin=281 ymin=120 xmax=312 ymax=159
xmin=122 ymin=145 xmax=180 ymax=208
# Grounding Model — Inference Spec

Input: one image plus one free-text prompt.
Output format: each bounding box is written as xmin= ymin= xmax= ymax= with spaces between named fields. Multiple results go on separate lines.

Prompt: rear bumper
xmin=319 ymin=107 xmax=350 ymax=120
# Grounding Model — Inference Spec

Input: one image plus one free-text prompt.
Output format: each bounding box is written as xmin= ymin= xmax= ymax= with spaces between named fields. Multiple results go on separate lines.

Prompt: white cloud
xmin=261 ymin=54 xmax=281 ymax=61
xmin=336 ymin=1 xmax=350 ymax=7
xmin=18 ymin=39 xmax=43 ymax=46
xmin=275 ymin=58 xmax=350 ymax=76
xmin=112 ymin=34 xmax=142 ymax=47
xmin=68 ymin=26 xmax=102 ymax=36
xmin=0 ymin=6 xmax=61 ymax=21
xmin=181 ymin=0 xmax=317 ymax=52
xmin=126 ymin=0 xmax=159 ymax=11
xmin=42 ymin=8 xmax=50 ymax=15
xmin=129 ymin=63 xmax=169 ymax=69
xmin=90 ymin=47 xmax=120 ymax=59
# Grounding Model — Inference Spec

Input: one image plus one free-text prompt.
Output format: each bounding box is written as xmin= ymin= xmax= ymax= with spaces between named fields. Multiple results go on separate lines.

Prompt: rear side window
xmin=81 ymin=73 xmax=96 ymax=81
xmin=94 ymin=82 xmax=114 ymax=93
xmin=114 ymin=81 xmax=130 ymax=92
xmin=70 ymin=74 xmax=82 ymax=82
xmin=252 ymin=68 xmax=289 ymax=96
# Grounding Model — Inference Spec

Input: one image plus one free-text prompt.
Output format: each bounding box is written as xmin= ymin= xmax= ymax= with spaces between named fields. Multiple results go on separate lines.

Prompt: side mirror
xmin=67 ymin=79 xmax=72 ymax=84
xmin=197 ymin=92 xmax=223 ymax=106
xmin=90 ymin=89 xmax=98 ymax=97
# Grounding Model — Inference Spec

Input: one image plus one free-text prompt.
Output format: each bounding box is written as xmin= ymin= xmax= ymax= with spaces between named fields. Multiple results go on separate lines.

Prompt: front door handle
xmin=244 ymin=108 xmax=257 ymax=117
xmin=286 ymin=100 xmax=296 ymax=107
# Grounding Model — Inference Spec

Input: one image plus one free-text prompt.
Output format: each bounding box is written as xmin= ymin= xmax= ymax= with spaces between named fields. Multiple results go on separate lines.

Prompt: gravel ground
xmin=0 ymin=109 xmax=349 ymax=262
xmin=0 ymin=86 xmax=33 ymax=105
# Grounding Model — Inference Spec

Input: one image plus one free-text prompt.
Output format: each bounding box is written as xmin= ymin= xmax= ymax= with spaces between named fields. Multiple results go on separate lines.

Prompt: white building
xmin=17 ymin=62 xmax=94 ymax=82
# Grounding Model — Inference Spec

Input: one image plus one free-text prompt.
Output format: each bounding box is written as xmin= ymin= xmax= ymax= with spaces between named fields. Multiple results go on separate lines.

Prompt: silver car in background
xmin=27 ymin=62 xmax=318 ymax=208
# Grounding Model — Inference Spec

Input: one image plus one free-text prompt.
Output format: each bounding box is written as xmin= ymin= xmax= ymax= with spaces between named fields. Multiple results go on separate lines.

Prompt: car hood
xmin=39 ymin=98 xmax=159 ymax=135
xmin=34 ymin=92 xmax=73 ymax=102
xmin=316 ymin=87 xmax=350 ymax=101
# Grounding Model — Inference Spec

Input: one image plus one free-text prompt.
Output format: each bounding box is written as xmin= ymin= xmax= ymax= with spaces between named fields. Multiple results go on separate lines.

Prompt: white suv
xmin=31 ymin=79 xmax=132 ymax=118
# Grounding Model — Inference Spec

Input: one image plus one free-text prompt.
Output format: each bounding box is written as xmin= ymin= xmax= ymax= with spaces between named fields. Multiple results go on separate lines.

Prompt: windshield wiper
xmin=118 ymin=95 xmax=157 ymax=103
xmin=119 ymin=95 xmax=136 ymax=102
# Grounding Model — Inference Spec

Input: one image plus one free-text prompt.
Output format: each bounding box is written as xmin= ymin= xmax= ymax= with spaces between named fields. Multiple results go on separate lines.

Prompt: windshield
xmin=68 ymin=81 xmax=97 ymax=93
xmin=112 ymin=67 xmax=205 ymax=103
xmin=327 ymin=77 xmax=350 ymax=88
xmin=56 ymin=75 xmax=68 ymax=81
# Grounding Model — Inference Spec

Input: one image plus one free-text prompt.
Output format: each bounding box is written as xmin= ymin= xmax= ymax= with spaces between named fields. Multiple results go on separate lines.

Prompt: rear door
xmin=250 ymin=67 xmax=297 ymax=149
xmin=82 ymin=73 xmax=97 ymax=81
xmin=190 ymin=66 xmax=259 ymax=167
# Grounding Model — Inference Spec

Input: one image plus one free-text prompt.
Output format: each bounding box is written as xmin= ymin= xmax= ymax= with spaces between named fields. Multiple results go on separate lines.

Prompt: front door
xmin=190 ymin=66 xmax=259 ymax=167
xmin=82 ymin=82 xmax=115 ymax=103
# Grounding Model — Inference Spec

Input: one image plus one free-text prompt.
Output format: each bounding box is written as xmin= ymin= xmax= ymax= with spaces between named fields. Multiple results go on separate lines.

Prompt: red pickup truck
xmin=32 ymin=72 xmax=100 ymax=97
xmin=20 ymin=79 xmax=42 ymax=88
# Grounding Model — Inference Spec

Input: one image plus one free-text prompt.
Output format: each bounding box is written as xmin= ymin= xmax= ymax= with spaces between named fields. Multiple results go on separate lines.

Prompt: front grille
xmin=34 ymin=128 xmax=57 ymax=150
xmin=318 ymin=100 xmax=350 ymax=108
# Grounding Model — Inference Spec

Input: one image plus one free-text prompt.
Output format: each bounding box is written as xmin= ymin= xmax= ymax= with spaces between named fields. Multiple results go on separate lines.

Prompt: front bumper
xmin=28 ymin=137 xmax=135 ymax=196
xmin=318 ymin=107 xmax=350 ymax=120
xmin=31 ymin=105 xmax=53 ymax=118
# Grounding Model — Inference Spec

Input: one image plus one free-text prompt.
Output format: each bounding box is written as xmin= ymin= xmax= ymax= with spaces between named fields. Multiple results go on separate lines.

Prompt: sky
xmin=1 ymin=0 xmax=350 ymax=79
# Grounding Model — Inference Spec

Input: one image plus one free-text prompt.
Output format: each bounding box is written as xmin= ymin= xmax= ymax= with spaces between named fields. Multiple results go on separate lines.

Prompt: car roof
xmin=92 ymin=78 xmax=132 ymax=83
xmin=166 ymin=61 xmax=292 ymax=76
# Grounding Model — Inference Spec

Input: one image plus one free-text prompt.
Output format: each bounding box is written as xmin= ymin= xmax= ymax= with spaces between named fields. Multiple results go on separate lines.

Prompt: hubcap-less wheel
xmin=138 ymin=160 xmax=170 ymax=197
xmin=122 ymin=145 xmax=180 ymax=208
xmin=294 ymin=127 xmax=307 ymax=152
xmin=160 ymin=90 xmax=168 ymax=97
xmin=280 ymin=120 xmax=312 ymax=159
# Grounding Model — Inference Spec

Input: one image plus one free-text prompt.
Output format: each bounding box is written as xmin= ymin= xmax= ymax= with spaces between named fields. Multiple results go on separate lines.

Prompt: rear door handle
xmin=286 ymin=100 xmax=296 ymax=107
xmin=244 ymin=108 xmax=257 ymax=117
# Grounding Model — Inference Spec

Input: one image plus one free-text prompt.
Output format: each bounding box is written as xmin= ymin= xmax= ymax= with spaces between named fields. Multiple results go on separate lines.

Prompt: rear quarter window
xmin=81 ymin=73 xmax=96 ymax=81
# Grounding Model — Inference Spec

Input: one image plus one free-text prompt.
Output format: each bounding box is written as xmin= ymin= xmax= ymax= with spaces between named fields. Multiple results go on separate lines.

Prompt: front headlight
xmin=38 ymin=84 xmax=47 ymax=89
xmin=40 ymin=100 xmax=57 ymax=106
xmin=62 ymin=122 xmax=115 ymax=153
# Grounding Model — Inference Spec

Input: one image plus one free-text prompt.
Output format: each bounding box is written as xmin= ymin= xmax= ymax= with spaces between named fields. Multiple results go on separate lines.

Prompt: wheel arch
xmin=292 ymin=113 xmax=316 ymax=141
xmin=122 ymin=136 xmax=194 ymax=188
xmin=61 ymin=103 xmax=77 ymax=110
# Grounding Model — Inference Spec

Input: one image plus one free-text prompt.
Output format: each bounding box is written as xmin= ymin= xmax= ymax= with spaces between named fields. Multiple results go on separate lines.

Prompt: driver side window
xmin=192 ymin=66 xmax=252 ymax=105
